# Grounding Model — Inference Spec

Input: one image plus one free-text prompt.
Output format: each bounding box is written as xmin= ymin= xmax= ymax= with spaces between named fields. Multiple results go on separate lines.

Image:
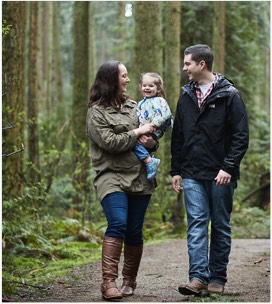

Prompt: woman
xmin=86 ymin=60 xmax=158 ymax=300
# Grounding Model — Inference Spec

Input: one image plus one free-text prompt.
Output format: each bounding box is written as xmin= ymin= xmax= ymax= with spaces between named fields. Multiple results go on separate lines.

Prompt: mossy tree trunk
xmin=72 ymin=2 xmax=91 ymax=225
xmin=133 ymin=1 xmax=163 ymax=100
xmin=163 ymin=2 xmax=185 ymax=230
xmin=2 ymin=1 xmax=26 ymax=197
xmin=213 ymin=1 xmax=226 ymax=74
xmin=27 ymin=1 xmax=41 ymax=184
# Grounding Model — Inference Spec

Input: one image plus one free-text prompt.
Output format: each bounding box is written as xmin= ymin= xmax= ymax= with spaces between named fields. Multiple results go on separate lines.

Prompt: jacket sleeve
xmin=151 ymin=97 xmax=173 ymax=127
xmin=170 ymin=97 xmax=184 ymax=176
xmin=221 ymin=90 xmax=249 ymax=175
xmin=87 ymin=107 xmax=138 ymax=154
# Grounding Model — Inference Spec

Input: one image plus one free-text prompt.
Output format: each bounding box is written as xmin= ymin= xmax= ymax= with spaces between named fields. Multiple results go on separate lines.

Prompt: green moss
xmin=2 ymin=241 xmax=101 ymax=297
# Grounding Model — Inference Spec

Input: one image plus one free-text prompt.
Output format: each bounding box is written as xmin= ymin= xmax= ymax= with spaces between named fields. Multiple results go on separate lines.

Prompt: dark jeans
xmin=101 ymin=192 xmax=151 ymax=246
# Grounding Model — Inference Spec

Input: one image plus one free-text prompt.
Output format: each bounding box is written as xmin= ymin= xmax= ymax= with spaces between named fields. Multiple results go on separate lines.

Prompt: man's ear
xmin=199 ymin=60 xmax=206 ymax=70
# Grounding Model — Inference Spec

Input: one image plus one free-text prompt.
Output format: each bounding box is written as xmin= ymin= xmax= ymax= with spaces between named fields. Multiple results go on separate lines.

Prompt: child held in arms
xmin=134 ymin=72 xmax=173 ymax=180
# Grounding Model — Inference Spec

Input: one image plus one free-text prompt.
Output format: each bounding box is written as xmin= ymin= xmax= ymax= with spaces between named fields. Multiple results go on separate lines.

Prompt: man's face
xmin=183 ymin=54 xmax=202 ymax=82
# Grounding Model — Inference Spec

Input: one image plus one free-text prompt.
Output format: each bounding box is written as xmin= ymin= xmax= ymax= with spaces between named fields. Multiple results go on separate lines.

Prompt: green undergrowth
xmin=231 ymin=206 xmax=270 ymax=238
xmin=2 ymin=241 xmax=101 ymax=297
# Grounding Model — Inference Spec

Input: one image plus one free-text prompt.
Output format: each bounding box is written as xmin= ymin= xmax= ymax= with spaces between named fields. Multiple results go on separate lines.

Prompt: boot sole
xmin=102 ymin=295 xmax=123 ymax=301
xmin=178 ymin=286 xmax=209 ymax=297
xmin=122 ymin=293 xmax=134 ymax=297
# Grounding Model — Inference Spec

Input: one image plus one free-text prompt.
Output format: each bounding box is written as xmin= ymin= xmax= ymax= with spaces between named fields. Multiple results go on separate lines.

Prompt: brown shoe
xmin=120 ymin=280 xmax=136 ymax=297
xmin=208 ymin=282 xmax=224 ymax=294
xmin=178 ymin=279 xmax=209 ymax=296
xmin=101 ymin=281 xmax=123 ymax=300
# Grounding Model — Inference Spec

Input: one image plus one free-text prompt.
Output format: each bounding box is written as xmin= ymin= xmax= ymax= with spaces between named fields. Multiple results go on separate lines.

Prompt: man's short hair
xmin=184 ymin=44 xmax=213 ymax=71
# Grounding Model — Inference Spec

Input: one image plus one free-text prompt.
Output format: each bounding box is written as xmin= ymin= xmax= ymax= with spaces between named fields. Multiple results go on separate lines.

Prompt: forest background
xmin=2 ymin=0 xmax=270 ymax=298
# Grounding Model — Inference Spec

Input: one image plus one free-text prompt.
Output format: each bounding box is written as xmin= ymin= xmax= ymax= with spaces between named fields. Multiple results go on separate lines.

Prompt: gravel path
xmin=12 ymin=239 xmax=270 ymax=303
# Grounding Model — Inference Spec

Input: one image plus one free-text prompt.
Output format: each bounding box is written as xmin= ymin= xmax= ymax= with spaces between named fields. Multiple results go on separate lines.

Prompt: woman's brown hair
xmin=88 ymin=60 xmax=129 ymax=109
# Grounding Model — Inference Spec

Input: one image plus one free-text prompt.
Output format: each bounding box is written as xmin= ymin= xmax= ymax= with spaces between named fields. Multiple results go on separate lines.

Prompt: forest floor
xmin=7 ymin=239 xmax=270 ymax=303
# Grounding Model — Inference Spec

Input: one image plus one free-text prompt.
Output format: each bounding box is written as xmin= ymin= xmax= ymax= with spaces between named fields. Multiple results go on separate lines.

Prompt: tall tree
xmin=163 ymin=2 xmax=184 ymax=229
xmin=40 ymin=2 xmax=50 ymax=119
xmin=212 ymin=2 xmax=226 ymax=74
xmin=72 ymin=2 xmax=90 ymax=224
xmin=164 ymin=2 xmax=181 ymax=113
xmin=133 ymin=1 xmax=163 ymax=100
xmin=88 ymin=2 xmax=96 ymax=86
xmin=116 ymin=1 xmax=126 ymax=62
xmin=52 ymin=2 xmax=64 ymax=121
xmin=27 ymin=1 xmax=41 ymax=184
xmin=2 ymin=2 xmax=26 ymax=197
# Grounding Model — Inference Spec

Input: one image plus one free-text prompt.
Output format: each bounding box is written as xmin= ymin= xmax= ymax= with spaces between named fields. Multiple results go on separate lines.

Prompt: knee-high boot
xmin=101 ymin=236 xmax=123 ymax=300
xmin=120 ymin=243 xmax=143 ymax=296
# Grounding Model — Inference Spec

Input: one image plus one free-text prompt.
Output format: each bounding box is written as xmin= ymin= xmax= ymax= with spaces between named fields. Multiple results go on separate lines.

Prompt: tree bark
xmin=213 ymin=2 xmax=226 ymax=74
xmin=72 ymin=2 xmax=91 ymax=224
xmin=163 ymin=2 xmax=185 ymax=228
xmin=2 ymin=2 xmax=26 ymax=197
xmin=27 ymin=1 xmax=41 ymax=184
xmin=133 ymin=1 xmax=163 ymax=100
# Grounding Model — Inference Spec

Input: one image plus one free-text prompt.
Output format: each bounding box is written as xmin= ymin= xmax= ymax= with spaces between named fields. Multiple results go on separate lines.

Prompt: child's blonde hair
xmin=140 ymin=72 xmax=165 ymax=98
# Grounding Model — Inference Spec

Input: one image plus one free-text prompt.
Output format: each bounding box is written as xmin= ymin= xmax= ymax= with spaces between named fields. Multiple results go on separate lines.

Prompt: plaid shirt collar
xmin=194 ymin=73 xmax=218 ymax=110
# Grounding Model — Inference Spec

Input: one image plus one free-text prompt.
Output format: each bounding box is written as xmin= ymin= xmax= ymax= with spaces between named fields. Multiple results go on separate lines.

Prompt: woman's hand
xmin=138 ymin=134 xmax=156 ymax=149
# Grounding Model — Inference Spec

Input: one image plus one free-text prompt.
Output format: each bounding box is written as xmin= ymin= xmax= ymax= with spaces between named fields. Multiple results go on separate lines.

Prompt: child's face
xmin=141 ymin=75 xmax=159 ymax=98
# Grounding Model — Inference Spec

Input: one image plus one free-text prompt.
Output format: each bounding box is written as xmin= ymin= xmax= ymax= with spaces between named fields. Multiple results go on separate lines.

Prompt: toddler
xmin=135 ymin=72 xmax=173 ymax=180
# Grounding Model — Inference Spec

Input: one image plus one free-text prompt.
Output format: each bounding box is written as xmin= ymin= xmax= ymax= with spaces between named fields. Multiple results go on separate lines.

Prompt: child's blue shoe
xmin=146 ymin=157 xmax=160 ymax=180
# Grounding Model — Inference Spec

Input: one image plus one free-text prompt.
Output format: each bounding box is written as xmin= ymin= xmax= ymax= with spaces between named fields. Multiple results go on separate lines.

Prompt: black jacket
xmin=170 ymin=74 xmax=249 ymax=180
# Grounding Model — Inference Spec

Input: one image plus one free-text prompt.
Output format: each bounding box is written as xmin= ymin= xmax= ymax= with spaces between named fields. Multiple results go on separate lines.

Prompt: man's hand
xmin=214 ymin=169 xmax=232 ymax=186
xmin=172 ymin=175 xmax=183 ymax=193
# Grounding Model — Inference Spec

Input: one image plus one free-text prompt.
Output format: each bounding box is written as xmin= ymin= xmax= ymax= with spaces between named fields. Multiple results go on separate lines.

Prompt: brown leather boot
xmin=120 ymin=244 xmax=143 ymax=297
xmin=101 ymin=236 xmax=123 ymax=300
xmin=178 ymin=279 xmax=209 ymax=296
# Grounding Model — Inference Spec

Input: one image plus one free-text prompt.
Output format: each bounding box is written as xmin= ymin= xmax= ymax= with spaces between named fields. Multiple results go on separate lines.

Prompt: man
xmin=171 ymin=44 xmax=249 ymax=296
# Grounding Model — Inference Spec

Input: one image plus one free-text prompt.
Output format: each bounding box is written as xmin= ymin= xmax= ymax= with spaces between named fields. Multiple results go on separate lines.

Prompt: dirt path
xmin=12 ymin=239 xmax=270 ymax=303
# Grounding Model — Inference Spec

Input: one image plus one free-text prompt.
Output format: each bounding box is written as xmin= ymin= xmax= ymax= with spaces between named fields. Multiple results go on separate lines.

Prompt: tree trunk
xmin=52 ymin=2 xmax=64 ymax=121
xmin=2 ymin=2 xmax=26 ymax=197
xmin=72 ymin=2 xmax=90 ymax=224
xmin=212 ymin=2 xmax=226 ymax=74
xmin=27 ymin=1 xmax=41 ymax=184
xmin=133 ymin=1 xmax=163 ymax=100
xmin=40 ymin=2 xmax=50 ymax=119
xmin=116 ymin=2 xmax=126 ymax=62
xmin=164 ymin=2 xmax=181 ymax=113
xmin=163 ymin=2 xmax=185 ymax=228
xmin=88 ymin=2 xmax=96 ymax=86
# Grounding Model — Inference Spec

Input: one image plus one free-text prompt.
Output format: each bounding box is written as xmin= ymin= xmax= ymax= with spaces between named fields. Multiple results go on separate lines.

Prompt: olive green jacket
xmin=86 ymin=99 xmax=155 ymax=201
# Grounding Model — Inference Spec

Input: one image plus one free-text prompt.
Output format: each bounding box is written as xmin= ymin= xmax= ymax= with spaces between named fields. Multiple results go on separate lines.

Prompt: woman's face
xmin=118 ymin=64 xmax=130 ymax=93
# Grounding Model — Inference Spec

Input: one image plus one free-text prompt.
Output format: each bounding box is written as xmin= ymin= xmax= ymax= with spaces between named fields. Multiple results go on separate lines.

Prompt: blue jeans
xmin=134 ymin=143 xmax=150 ymax=161
xmin=182 ymin=178 xmax=237 ymax=285
xmin=101 ymin=192 xmax=151 ymax=246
